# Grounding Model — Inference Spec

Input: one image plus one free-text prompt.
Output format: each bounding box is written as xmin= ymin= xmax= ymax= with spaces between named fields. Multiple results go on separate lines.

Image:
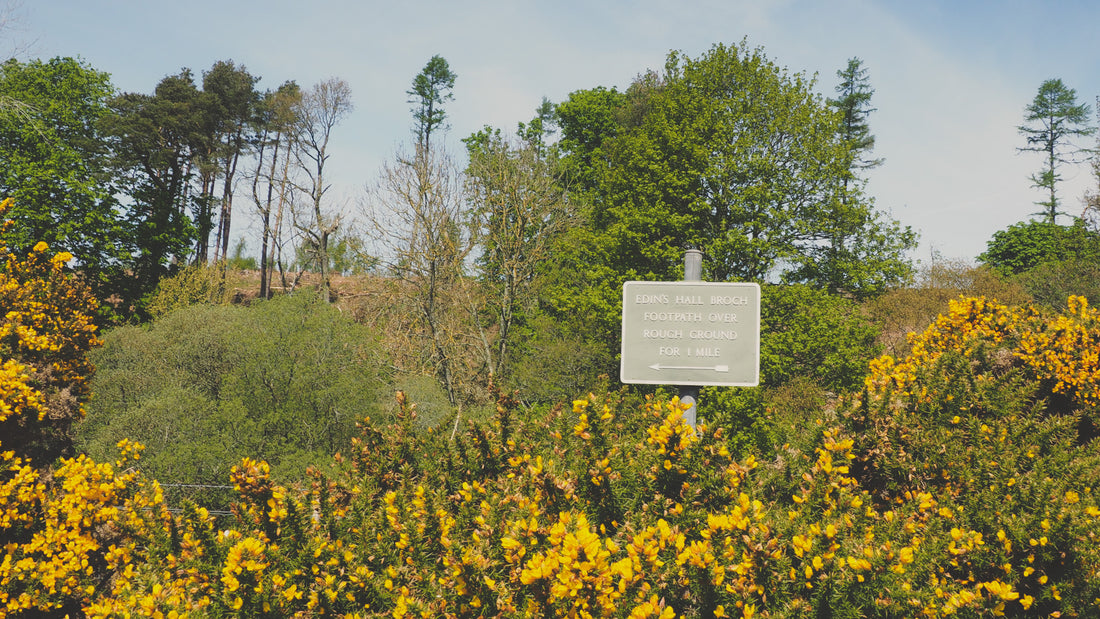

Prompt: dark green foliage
xmin=506 ymin=312 xmax=616 ymax=404
xmin=978 ymin=219 xmax=1100 ymax=275
xmin=199 ymin=60 xmax=259 ymax=263
xmin=829 ymin=57 xmax=882 ymax=173
xmin=759 ymin=284 xmax=881 ymax=393
xmin=408 ymin=55 xmax=456 ymax=153
xmin=1018 ymin=78 xmax=1094 ymax=222
xmin=77 ymin=293 xmax=389 ymax=494
xmin=101 ymin=69 xmax=203 ymax=305
xmin=1015 ymin=258 xmax=1100 ymax=309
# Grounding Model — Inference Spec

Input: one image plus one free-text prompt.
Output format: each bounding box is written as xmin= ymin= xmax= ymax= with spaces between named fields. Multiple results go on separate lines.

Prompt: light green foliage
xmin=546 ymin=42 xmax=914 ymax=367
xmin=506 ymin=313 xmax=616 ymax=404
xmin=464 ymin=129 xmax=574 ymax=380
xmin=556 ymin=42 xmax=914 ymax=288
xmin=142 ymin=263 xmax=238 ymax=318
xmin=0 ymin=57 xmax=126 ymax=298
xmin=77 ymin=293 xmax=389 ymax=490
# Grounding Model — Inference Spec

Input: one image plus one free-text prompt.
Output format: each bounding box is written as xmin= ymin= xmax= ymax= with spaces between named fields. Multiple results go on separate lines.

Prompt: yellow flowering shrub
xmin=4 ymin=205 xmax=1100 ymax=619
xmin=0 ymin=198 xmax=101 ymax=464
xmin=849 ymin=295 xmax=1100 ymax=616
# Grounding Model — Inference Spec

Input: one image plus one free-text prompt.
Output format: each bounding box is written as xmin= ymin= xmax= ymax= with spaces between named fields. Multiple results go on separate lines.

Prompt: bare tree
xmin=247 ymin=82 xmax=301 ymax=298
xmin=0 ymin=1 xmax=37 ymax=124
xmin=369 ymin=145 xmax=472 ymax=405
xmin=0 ymin=1 xmax=33 ymax=59
xmin=291 ymin=77 xmax=353 ymax=301
xmin=465 ymin=132 xmax=574 ymax=377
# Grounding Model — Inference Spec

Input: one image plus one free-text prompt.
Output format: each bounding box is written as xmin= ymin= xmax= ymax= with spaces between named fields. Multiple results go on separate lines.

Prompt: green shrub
xmin=979 ymin=219 xmax=1100 ymax=275
xmin=77 ymin=293 xmax=390 ymax=494
xmin=867 ymin=260 xmax=1031 ymax=356
xmin=1014 ymin=258 xmax=1100 ymax=310
xmin=760 ymin=284 xmax=881 ymax=393
xmin=142 ymin=263 xmax=239 ymax=317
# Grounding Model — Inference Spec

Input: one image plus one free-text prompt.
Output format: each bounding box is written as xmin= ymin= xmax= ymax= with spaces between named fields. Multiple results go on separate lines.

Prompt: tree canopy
xmin=544 ymin=43 xmax=915 ymax=365
xmin=0 ymin=57 xmax=125 ymax=298
xmin=556 ymin=43 xmax=913 ymax=289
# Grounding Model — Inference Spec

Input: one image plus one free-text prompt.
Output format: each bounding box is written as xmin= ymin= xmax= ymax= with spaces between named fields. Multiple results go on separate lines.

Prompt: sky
xmin=15 ymin=0 xmax=1100 ymax=264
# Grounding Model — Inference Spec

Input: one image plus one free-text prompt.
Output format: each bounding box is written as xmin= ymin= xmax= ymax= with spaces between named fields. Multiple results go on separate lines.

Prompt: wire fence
xmin=159 ymin=483 xmax=236 ymax=517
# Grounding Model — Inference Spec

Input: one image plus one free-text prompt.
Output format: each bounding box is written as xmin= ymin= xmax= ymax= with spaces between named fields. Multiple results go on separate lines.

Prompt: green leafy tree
xmin=200 ymin=60 xmax=259 ymax=264
xmin=0 ymin=57 xmax=127 ymax=299
xmin=978 ymin=218 xmax=1100 ymax=275
xmin=554 ymin=85 xmax=626 ymax=192
xmin=1018 ymin=78 xmax=1094 ymax=222
xmin=563 ymin=43 xmax=912 ymax=285
xmin=464 ymin=130 xmax=574 ymax=378
xmin=549 ymin=42 xmax=914 ymax=357
xmin=517 ymin=96 xmax=557 ymax=156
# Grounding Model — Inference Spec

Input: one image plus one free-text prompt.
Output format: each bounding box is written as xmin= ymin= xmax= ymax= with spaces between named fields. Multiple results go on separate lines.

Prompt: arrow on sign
xmin=648 ymin=363 xmax=729 ymax=373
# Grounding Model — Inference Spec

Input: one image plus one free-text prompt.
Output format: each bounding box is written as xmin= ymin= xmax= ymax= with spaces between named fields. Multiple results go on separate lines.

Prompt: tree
xmin=550 ymin=42 xmax=913 ymax=350
xmin=407 ymin=55 xmax=456 ymax=155
xmin=517 ymin=96 xmax=557 ymax=157
xmin=978 ymin=218 xmax=1100 ymax=275
xmin=101 ymin=69 xmax=203 ymax=305
xmin=0 ymin=57 xmax=127 ymax=299
xmin=1018 ymin=78 xmax=1093 ymax=223
xmin=464 ymin=130 xmax=574 ymax=378
xmin=290 ymin=77 xmax=352 ymax=301
xmin=368 ymin=58 xmax=472 ymax=405
xmin=789 ymin=57 xmax=915 ymax=296
xmin=200 ymin=60 xmax=258 ymax=264
xmin=370 ymin=145 xmax=471 ymax=405
xmin=829 ymin=57 xmax=882 ymax=175
xmin=247 ymin=81 xmax=301 ymax=299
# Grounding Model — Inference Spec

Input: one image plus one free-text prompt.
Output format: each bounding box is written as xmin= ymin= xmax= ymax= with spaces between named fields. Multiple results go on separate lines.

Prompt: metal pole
xmin=680 ymin=250 xmax=702 ymax=429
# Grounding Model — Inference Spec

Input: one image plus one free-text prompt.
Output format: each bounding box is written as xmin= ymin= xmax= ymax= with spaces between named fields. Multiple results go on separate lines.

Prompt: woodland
xmin=2 ymin=40 xmax=1100 ymax=618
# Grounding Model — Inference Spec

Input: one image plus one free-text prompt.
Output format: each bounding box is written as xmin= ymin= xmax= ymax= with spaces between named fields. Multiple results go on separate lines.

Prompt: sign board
xmin=620 ymin=281 xmax=760 ymax=387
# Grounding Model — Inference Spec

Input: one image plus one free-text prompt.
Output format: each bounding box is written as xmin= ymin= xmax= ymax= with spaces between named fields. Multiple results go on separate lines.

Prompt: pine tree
xmin=1018 ymin=78 xmax=1093 ymax=223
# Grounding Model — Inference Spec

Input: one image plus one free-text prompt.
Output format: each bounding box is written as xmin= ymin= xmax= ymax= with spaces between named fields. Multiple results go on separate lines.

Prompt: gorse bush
xmin=0 ymin=198 xmax=101 ymax=464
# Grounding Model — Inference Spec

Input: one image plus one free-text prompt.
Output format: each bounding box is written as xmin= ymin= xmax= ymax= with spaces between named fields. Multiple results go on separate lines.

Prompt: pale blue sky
xmin=18 ymin=0 xmax=1100 ymax=263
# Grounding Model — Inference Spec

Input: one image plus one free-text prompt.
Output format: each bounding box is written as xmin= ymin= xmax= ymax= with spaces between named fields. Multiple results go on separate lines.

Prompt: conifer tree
xmin=1018 ymin=78 xmax=1093 ymax=223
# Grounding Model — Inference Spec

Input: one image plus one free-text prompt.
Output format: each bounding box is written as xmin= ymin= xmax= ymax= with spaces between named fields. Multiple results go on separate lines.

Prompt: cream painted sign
xmin=620 ymin=281 xmax=760 ymax=387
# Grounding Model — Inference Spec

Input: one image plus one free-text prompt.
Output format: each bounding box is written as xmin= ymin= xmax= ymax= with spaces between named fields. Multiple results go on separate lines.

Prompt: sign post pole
xmin=680 ymin=250 xmax=702 ymax=428
xmin=619 ymin=262 xmax=760 ymax=430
